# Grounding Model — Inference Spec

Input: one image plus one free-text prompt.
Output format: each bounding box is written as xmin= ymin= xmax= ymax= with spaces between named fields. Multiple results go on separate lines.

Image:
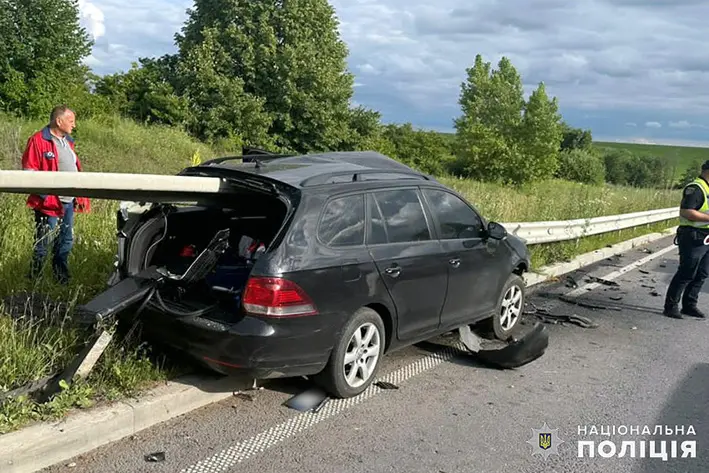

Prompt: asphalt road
xmin=42 ymin=235 xmax=709 ymax=473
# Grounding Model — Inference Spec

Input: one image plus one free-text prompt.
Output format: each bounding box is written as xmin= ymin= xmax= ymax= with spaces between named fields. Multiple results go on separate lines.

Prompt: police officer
xmin=664 ymin=160 xmax=709 ymax=319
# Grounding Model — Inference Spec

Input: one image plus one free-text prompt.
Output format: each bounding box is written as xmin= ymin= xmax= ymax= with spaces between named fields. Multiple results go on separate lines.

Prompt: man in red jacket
xmin=21 ymin=105 xmax=91 ymax=284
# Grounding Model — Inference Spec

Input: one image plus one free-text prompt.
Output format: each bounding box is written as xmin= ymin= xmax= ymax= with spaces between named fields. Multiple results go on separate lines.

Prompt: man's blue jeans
xmin=30 ymin=202 xmax=75 ymax=284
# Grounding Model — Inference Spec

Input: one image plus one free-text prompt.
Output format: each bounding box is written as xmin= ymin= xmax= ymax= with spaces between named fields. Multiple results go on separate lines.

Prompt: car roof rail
xmin=200 ymin=147 xmax=296 ymax=166
xmin=300 ymin=170 xmax=431 ymax=187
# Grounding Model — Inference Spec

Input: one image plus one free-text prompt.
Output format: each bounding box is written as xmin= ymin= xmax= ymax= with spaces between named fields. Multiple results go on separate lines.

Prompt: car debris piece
xmin=585 ymin=276 xmax=619 ymax=287
xmin=556 ymin=294 xmax=621 ymax=311
xmin=312 ymin=397 xmax=329 ymax=413
xmin=284 ymin=387 xmax=328 ymax=412
xmin=473 ymin=323 xmax=549 ymax=369
xmin=145 ymin=452 xmax=166 ymax=462
xmin=564 ymin=276 xmax=579 ymax=289
xmin=458 ymin=323 xmax=549 ymax=369
xmin=639 ymin=269 xmax=650 ymax=275
xmin=524 ymin=305 xmax=598 ymax=329
xmin=374 ymin=381 xmax=399 ymax=390
xmin=609 ymin=295 xmax=623 ymax=301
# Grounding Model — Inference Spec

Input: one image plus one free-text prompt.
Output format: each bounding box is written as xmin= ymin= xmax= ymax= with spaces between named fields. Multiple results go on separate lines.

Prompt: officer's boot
xmin=681 ymin=305 xmax=706 ymax=319
xmin=663 ymin=303 xmax=683 ymax=319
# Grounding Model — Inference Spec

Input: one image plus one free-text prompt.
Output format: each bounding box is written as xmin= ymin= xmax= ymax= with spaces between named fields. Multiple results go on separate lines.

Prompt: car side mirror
xmin=486 ymin=221 xmax=507 ymax=240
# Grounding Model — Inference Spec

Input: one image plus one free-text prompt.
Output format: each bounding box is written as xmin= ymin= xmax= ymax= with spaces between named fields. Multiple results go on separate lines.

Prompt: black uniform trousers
xmin=665 ymin=226 xmax=709 ymax=309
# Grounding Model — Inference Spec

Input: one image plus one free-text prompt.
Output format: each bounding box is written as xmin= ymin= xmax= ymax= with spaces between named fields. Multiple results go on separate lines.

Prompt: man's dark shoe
xmin=681 ymin=306 xmax=706 ymax=319
xmin=663 ymin=305 xmax=683 ymax=319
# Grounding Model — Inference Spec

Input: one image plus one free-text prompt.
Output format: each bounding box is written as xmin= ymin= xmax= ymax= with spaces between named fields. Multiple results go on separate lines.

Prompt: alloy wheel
xmin=343 ymin=322 xmax=381 ymax=388
xmin=499 ymin=284 xmax=522 ymax=331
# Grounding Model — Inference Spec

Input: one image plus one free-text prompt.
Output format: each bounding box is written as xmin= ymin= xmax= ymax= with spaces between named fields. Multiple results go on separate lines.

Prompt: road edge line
xmin=0 ymin=226 xmax=678 ymax=473
xmin=523 ymin=226 xmax=677 ymax=287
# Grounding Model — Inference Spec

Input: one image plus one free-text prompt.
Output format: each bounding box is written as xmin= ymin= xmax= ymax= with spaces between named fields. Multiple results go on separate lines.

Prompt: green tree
xmin=454 ymin=54 xmax=562 ymax=185
xmin=175 ymin=0 xmax=369 ymax=153
xmin=517 ymin=82 xmax=563 ymax=182
xmin=95 ymin=57 xmax=190 ymax=127
xmin=177 ymin=28 xmax=275 ymax=151
xmin=453 ymin=55 xmax=517 ymax=182
xmin=560 ymin=122 xmax=593 ymax=151
xmin=0 ymin=0 xmax=93 ymax=118
xmin=556 ymin=149 xmax=606 ymax=185
xmin=677 ymin=160 xmax=702 ymax=189
xmin=381 ymin=123 xmax=454 ymax=175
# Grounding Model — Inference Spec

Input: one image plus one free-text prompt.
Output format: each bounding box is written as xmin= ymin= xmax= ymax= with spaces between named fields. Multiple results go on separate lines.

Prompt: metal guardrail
xmin=501 ymin=207 xmax=678 ymax=244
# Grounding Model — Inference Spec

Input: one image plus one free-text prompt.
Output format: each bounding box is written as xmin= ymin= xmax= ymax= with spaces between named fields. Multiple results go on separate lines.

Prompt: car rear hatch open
xmin=75 ymin=164 xmax=300 ymax=330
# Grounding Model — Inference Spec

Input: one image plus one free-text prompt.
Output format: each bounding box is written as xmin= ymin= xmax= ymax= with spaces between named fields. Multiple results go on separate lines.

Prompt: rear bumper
xmin=136 ymin=307 xmax=333 ymax=379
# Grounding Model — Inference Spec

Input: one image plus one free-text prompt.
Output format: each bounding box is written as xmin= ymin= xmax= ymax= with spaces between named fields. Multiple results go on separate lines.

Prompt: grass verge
xmin=0 ymin=115 xmax=683 ymax=435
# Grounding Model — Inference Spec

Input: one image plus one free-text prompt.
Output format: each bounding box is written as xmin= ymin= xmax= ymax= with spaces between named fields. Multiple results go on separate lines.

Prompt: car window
xmin=372 ymin=189 xmax=432 ymax=243
xmin=423 ymin=188 xmax=483 ymax=239
xmin=318 ymin=194 xmax=365 ymax=247
xmin=368 ymin=194 xmax=388 ymax=245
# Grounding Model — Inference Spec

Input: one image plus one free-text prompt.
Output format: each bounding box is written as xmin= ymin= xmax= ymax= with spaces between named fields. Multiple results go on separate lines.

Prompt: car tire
xmin=314 ymin=307 xmax=385 ymax=399
xmin=490 ymin=273 xmax=526 ymax=341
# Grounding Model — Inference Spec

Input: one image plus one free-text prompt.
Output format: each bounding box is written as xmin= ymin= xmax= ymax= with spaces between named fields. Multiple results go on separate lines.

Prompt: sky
xmin=77 ymin=0 xmax=709 ymax=146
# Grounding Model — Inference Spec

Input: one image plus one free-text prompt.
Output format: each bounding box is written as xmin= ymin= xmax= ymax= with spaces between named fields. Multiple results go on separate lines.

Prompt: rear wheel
xmin=490 ymin=273 xmax=526 ymax=341
xmin=314 ymin=307 xmax=385 ymax=398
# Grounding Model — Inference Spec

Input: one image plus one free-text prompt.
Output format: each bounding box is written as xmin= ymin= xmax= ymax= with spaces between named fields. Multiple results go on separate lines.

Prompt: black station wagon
xmin=95 ymin=151 xmax=531 ymax=398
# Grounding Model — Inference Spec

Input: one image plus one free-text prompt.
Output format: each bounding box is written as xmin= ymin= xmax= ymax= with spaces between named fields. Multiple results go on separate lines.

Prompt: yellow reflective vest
xmin=679 ymin=177 xmax=709 ymax=229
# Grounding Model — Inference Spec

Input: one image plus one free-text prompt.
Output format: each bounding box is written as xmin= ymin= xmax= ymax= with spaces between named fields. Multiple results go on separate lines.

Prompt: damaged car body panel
xmin=73 ymin=151 xmax=532 ymax=398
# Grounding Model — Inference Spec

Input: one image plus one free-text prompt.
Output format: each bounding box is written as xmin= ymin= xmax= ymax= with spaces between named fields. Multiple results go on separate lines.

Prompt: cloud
xmin=85 ymin=0 xmax=709 ymax=141
xmin=645 ymin=121 xmax=662 ymax=128
xmin=77 ymin=0 xmax=106 ymax=40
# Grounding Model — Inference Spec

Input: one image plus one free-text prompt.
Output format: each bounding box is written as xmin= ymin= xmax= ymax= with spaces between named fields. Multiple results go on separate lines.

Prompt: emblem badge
xmin=526 ymin=422 xmax=564 ymax=460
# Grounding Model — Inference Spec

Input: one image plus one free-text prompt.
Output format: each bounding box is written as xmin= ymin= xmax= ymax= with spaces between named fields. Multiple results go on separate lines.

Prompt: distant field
xmin=594 ymin=141 xmax=709 ymax=178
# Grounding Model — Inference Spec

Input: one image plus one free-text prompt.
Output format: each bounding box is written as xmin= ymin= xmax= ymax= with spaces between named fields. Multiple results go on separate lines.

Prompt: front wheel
xmin=491 ymin=273 xmax=526 ymax=340
xmin=314 ymin=307 xmax=385 ymax=398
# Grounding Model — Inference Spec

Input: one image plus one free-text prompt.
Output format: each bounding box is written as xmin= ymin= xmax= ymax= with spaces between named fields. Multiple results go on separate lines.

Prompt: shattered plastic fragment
xmin=375 ymin=381 xmax=399 ymax=390
xmin=145 ymin=452 xmax=166 ymax=462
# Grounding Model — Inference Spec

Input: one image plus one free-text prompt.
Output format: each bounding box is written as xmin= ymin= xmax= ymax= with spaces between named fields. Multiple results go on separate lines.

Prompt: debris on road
xmin=458 ymin=323 xmax=549 ymax=369
xmin=639 ymin=269 xmax=650 ymax=275
xmin=374 ymin=381 xmax=399 ymax=390
xmin=556 ymin=294 xmax=621 ymax=312
xmin=145 ymin=452 xmax=166 ymax=462
xmin=650 ymin=290 xmax=661 ymax=297
xmin=564 ymin=276 xmax=579 ymax=289
xmin=233 ymin=391 xmax=255 ymax=402
xmin=585 ymin=276 xmax=620 ymax=287
xmin=524 ymin=303 xmax=599 ymax=329
xmin=610 ymin=295 xmax=624 ymax=301
xmin=284 ymin=387 xmax=328 ymax=412
xmin=312 ymin=397 xmax=329 ymax=413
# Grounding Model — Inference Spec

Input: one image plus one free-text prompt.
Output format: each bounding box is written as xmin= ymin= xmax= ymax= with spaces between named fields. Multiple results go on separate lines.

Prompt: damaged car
xmin=80 ymin=151 xmax=531 ymax=398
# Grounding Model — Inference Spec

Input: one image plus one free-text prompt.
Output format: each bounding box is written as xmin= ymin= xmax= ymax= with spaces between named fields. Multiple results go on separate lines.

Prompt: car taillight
xmin=242 ymin=277 xmax=318 ymax=317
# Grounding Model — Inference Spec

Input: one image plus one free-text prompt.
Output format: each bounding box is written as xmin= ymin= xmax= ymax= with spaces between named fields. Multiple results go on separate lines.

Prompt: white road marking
xmin=181 ymin=344 xmax=465 ymax=473
xmin=181 ymin=241 xmax=679 ymax=473
xmin=564 ymin=243 xmax=676 ymax=298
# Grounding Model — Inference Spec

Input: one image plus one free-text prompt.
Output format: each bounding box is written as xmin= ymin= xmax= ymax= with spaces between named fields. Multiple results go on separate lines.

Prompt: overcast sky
xmin=78 ymin=0 xmax=709 ymax=146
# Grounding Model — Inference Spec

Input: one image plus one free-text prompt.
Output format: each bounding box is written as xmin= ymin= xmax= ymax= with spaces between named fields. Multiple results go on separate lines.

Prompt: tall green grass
xmin=0 ymin=114 xmax=682 ymax=434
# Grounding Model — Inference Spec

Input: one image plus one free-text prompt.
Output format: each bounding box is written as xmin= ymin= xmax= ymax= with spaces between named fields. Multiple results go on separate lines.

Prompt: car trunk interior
xmin=94 ymin=193 xmax=291 ymax=325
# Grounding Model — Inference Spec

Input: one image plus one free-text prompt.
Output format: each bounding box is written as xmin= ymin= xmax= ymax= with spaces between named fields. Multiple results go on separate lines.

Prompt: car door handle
xmin=385 ymin=266 xmax=401 ymax=278
xmin=449 ymin=258 xmax=461 ymax=268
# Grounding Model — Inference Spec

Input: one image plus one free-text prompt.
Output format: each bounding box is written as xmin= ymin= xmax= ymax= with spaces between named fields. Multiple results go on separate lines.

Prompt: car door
xmin=366 ymin=188 xmax=448 ymax=342
xmin=420 ymin=187 xmax=504 ymax=329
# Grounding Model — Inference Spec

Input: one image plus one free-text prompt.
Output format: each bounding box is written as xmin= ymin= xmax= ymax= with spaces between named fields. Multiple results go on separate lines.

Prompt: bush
xmin=556 ymin=149 xmax=606 ymax=185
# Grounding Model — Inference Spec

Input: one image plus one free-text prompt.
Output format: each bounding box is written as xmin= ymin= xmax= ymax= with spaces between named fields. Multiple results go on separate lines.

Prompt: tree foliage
xmin=174 ymin=0 xmax=366 ymax=153
xmin=453 ymin=54 xmax=563 ymax=185
xmin=0 ymin=0 xmax=94 ymax=118
xmin=556 ymin=149 xmax=606 ymax=186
